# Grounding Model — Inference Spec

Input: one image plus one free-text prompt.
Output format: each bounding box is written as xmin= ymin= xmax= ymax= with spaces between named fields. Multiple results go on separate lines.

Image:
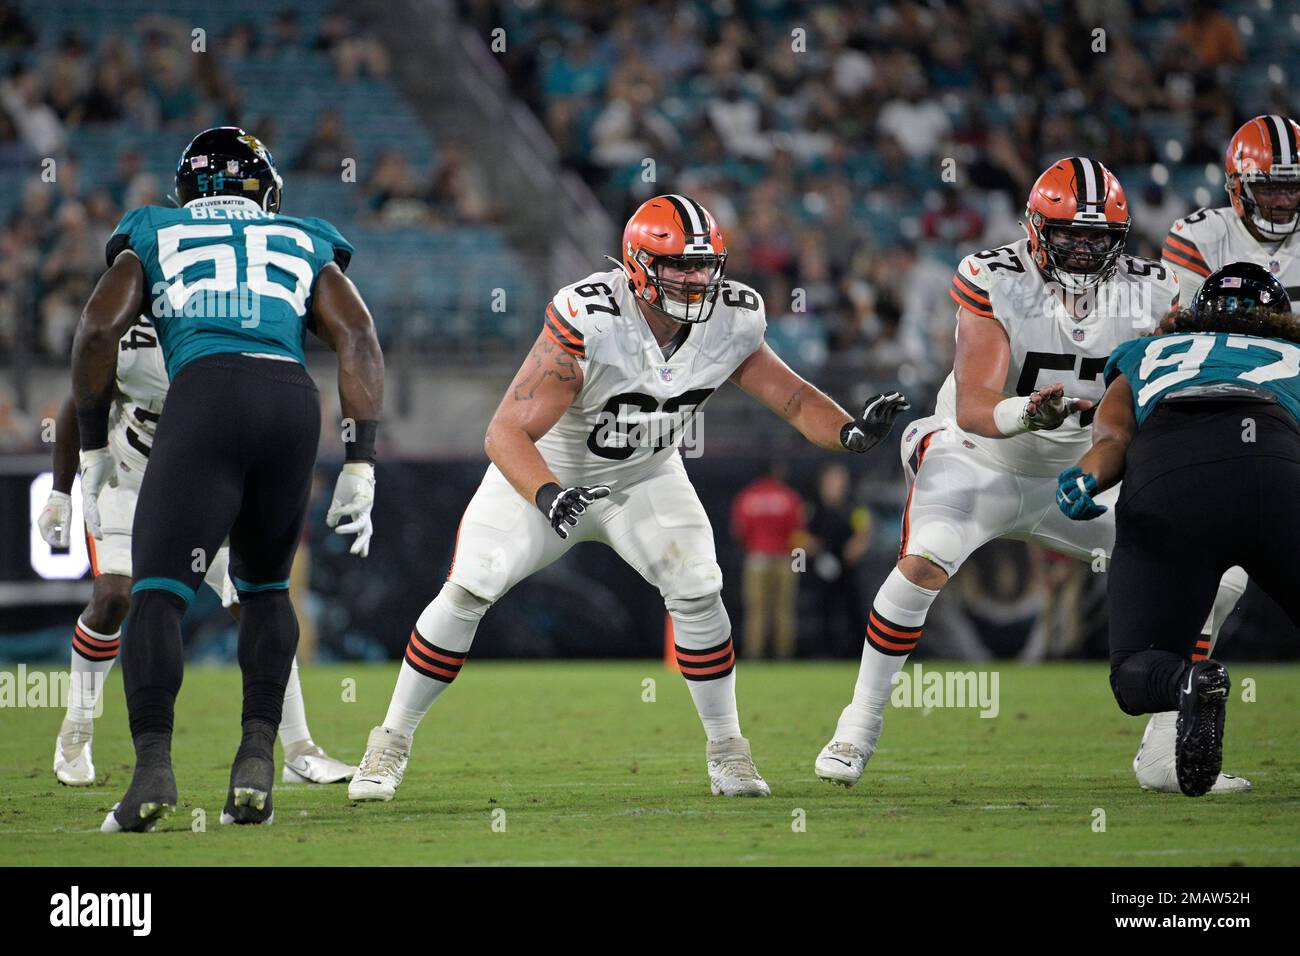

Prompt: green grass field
xmin=3 ymin=660 xmax=1298 ymax=866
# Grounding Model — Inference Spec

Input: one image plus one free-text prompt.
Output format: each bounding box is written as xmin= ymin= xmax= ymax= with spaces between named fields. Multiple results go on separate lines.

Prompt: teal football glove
xmin=1056 ymin=466 xmax=1107 ymax=521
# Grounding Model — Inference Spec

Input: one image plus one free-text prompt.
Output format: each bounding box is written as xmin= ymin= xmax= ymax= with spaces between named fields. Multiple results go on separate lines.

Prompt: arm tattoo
xmin=513 ymin=336 xmax=578 ymax=401
xmin=781 ymin=382 xmax=807 ymax=418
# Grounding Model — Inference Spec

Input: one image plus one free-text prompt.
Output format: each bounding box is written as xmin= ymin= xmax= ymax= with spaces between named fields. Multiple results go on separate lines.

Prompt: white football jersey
xmin=107 ymin=316 xmax=168 ymax=477
xmin=937 ymin=238 xmax=1178 ymax=476
xmin=533 ymin=269 xmax=767 ymax=488
xmin=1163 ymin=206 xmax=1300 ymax=310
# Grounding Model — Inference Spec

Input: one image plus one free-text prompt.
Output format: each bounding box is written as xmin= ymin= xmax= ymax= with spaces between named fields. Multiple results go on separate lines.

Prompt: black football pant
xmin=1108 ymin=400 xmax=1300 ymax=715
xmin=124 ymin=354 xmax=320 ymax=742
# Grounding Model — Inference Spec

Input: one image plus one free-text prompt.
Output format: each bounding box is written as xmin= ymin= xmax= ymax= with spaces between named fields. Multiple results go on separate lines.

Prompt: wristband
xmin=343 ymin=419 xmax=379 ymax=463
xmin=535 ymin=481 xmax=562 ymax=517
xmin=76 ymin=405 xmax=111 ymax=451
xmin=992 ymin=396 xmax=1031 ymax=437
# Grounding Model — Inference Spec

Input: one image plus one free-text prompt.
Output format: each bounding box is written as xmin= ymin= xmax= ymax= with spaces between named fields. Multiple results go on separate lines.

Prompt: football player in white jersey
xmin=814 ymin=158 xmax=1247 ymax=790
xmin=36 ymin=317 xmax=355 ymax=787
xmin=1126 ymin=114 xmax=1300 ymax=793
xmin=348 ymin=194 xmax=908 ymax=801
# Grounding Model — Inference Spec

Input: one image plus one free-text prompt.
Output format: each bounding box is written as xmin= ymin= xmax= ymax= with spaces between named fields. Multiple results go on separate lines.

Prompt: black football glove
xmin=840 ymin=391 xmax=910 ymax=453
xmin=535 ymin=482 xmax=612 ymax=539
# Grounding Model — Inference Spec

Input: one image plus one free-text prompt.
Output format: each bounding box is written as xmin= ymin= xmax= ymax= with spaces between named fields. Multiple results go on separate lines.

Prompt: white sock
xmin=1198 ymin=565 xmax=1247 ymax=659
xmin=840 ymin=568 xmax=939 ymax=736
xmin=382 ymin=587 xmax=478 ymax=736
xmin=690 ymin=674 xmax=742 ymax=742
xmin=672 ymin=633 xmax=742 ymax=742
xmin=67 ymin=617 xmax=119 ymax=722
xmin=278 ymin=656 xmax=311 ymax=747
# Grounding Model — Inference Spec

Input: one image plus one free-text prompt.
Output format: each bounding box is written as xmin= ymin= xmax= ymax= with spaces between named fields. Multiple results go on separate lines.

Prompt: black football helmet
xmin=1192 ymin=262 xmax=1291 ymax=318
xmin=175 ymin=127 xmax=283 ymax=212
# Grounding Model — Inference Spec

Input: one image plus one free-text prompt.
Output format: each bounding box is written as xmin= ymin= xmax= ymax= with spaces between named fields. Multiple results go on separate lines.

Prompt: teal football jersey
xmin=1105 ymin=331 xmax=1300 ymax=427
xmin=108 ymin=196 xmax=353 ymax=377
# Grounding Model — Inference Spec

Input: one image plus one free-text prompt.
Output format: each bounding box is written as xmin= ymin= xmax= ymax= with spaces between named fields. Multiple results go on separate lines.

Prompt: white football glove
xmin=326 ymin=462 xmax=375 ymax=557
xmin=79 ymin=447 xmax=113 ymax=541
xmin=38 ymin=490 xmax=73 ymax=549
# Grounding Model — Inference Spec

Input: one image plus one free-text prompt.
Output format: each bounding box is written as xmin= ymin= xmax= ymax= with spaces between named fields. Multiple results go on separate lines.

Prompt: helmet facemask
xmin=642 ymin=250 xmax=727 ymax=323
xmin=1233 ymin=171 xmax=1300 ymax=240
xmin=1035 ymin=218 xmax=1129 ymax=294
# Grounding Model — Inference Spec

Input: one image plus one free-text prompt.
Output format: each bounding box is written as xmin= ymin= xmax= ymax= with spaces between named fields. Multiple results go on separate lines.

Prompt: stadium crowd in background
xmin=466 ymin=0 xmax=1290 ymax=390
xmin=0 ymin=2 xmax=486 ymax=388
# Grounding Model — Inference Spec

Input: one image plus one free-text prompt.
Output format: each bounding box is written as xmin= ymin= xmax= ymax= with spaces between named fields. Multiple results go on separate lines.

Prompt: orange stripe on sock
xmin=74 ymin=625 xmax=119 ymax=649
xmin=867 ymin=611 xmax=921 ymax=641
xmin=72 ymin=635 xmax=118 ymax=660
xmin=408 ymin=630 xmax=466 ymax=666
xmin=404 ymin=645 xmax=460 ymax=681
xmin=866 ymin=627 xmax=918 ymax=653
xmin=678 ymin=654 xmax=735 ymax=677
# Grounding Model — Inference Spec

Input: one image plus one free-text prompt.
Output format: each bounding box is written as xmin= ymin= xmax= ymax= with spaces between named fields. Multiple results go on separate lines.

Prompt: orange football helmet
xmin=1024 ymin=157 xmax=1130 ymax=293
xmin=620 ymin=194 xmax=727 ymax=323
xmin=1226 ymin=114 xmax=1300 ymax=240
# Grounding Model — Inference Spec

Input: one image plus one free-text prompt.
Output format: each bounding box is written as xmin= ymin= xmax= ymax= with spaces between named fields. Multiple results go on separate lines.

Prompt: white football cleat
xmin=281 ymin=739 xmax=356 ymax=784
xmin=54 ymin=718 xmax=96 ymax=786
xmin=1134 ymin=711 xmax=1252 ymax=794
xmin=706 ymin=736 xmax=771 ymax=797
xmin=815 ymin=707 xmax=884 ymax=788
xmin=815 ymin=740 xmax=870 ymax=787
xmin=348 ymin=726 xmax=411 ymax=802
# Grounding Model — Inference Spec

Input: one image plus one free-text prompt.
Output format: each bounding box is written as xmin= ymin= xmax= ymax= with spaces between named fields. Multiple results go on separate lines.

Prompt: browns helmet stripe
xmin=1070 ymin=157 xmax=1089 ymax=204
xmin=1268 ymin=114 xmax=1296 ymax=164
xmin=684 ymin=195 xmax=711 ymax=233
xmin=1070 ymin=156 xmax=1104 ymax=208
xmin=663 ymin=194 xmax=698 ymax=235
xmin=664 ymin=193 xmax=715 ymax=253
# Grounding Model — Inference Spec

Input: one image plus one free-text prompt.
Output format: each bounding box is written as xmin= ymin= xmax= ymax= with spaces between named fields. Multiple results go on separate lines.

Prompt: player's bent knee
xmin=423 ymin=581 xmax=492 ymax=629
xmin=662 ymin=556 xmax=724 ymax=604
xmin=87 ymin=574 xmax=132 ymax=631
xmin=903 ymin=521 xmax=963 ymax=580
xmin=664 ymin=590 xmax=730 ymax=649
xmin=1109 ymin=654 xmax=1148 ymax=716
xmin=898 ymin=553 xmax=949 ymax=591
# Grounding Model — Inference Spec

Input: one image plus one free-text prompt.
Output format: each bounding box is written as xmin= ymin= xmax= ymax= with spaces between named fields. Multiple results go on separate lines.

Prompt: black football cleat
xmin=1175 ymin=660 xmax=1230 ymax=797
xmin=101 ymin=747 xmax=178 ymax=833
xmin=220 ymin=723 xmax=277 ymax=825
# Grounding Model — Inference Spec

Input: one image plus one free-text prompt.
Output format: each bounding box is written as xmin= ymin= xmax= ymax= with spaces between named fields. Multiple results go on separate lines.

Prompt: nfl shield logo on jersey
xmin=1072 ymin=328 xmax=1086 ymax=342
xmin=655 ymin=366 xmax=676 ymax=383
xmin=1270 ymin=260 xmax=1280 ymax=274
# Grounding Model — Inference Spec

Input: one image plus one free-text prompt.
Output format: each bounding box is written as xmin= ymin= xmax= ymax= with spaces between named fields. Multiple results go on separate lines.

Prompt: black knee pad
xmin=1111 ymin=649 xmax=1185 ymax=716
xmin=236 ymin=590 xmax=299 ymax=727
